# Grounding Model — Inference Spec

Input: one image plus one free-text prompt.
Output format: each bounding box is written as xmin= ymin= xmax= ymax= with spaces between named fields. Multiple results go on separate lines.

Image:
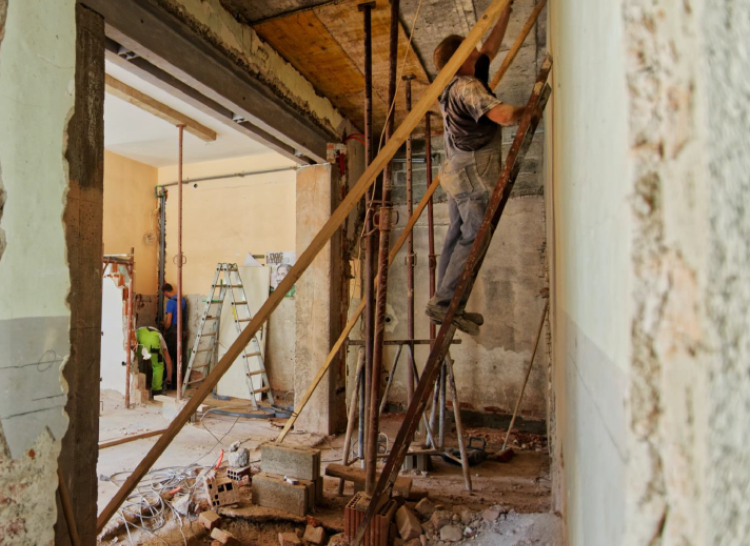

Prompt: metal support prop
xmin=97 ymin=1 xmax=510 ymax=529
xmin=176 ymin=124 xmax=185 ymax=401
xmin=404 ymin=74 xmax=416 ymax=405
xmin=124 ymin=248 xmax=135 ymax=410
xmin=359 ymin=0 xmax=376 ymax=471
xmin=352 ymin=57 xmax=553 ymax=546
xmin=366 ymin=0 xmax=399 ymax=496
xmin=339 ymin=347 xmax=365 ymax=495
xmin=445 ymin=353 xmax=472 ymax=491
xmin=157 ymin=190 xmax=167 ymax=327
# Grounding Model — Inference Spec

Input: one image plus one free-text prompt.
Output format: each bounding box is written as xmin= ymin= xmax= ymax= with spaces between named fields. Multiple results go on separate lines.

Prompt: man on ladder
xmin=426 ymin=2 xmax=526 ymax=335
xmin=162 ymin=282 xmax=187 ymax=387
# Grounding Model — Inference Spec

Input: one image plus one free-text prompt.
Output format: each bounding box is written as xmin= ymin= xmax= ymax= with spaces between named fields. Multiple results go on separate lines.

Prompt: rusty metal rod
xmin=426 ymin=112 xmax=437 ymax=345
xmin=359 ymin=0 xmax=376 ymax=471
xmin=124 ymin=248 xmax=135 ymax=409
xmin=176 ymin=124 xmax=185 ymax=401
xmin=339 ymin=347 xmax=365 ymax=495
xmin=502 ymin=300 xmax=549 ymax=451
xmin=404 ymin=74 xmax=416 ymax=405
xmin=365 ymin=0 xmax=399 ymax=496
xmin=446 ymin=353 xmax=472 ymax=492
xmin=352 ymin=58 xmax=553 ymax=545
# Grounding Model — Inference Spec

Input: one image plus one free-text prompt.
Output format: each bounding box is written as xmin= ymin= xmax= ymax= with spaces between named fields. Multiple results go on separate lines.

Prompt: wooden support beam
xmin=98 ymin=428 xmax=167 ymax=449
xmin=489 ymin=0 xmax=548 ymax=90
xmin=324 ymin=463 xmax=412 ymax=498
xmin=105 ymin=74 xmax=217 ymax=142
xmin=96 ymin=0 xmax=510 ymax=530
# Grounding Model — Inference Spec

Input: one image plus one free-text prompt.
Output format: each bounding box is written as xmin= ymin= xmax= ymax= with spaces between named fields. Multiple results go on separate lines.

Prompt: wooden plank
xmin=324 ymin=463 xmax=412 ymax=497
xmin=489 ymin=0 xmax=548 ymax=90
xmin=105 ymin=74 xmax=217 ymax=142
xmin=98 ymin=428 xmax=167 ymax=449
xmin=96 ymin=0 xmax=509 ymax=531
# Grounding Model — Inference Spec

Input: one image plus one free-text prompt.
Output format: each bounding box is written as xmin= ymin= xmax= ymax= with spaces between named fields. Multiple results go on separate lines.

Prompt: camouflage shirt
xmin=439 ymin=54 xmax=502 ymax=158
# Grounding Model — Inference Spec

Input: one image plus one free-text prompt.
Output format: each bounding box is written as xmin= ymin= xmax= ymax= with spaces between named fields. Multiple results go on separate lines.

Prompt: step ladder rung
xmin=212 ymin=284 xmax=242 ymax=287
xmin=231 ymin=302 xmax=249 ymax=305
xmin=243 ymin=351 xmax=262 ymax=358
xmin=237 ymin=318 xmax=253 ymax=323
xmin=196 ymin=348 xmax=213 ymax=354
xmin=246 ymin=370 xmax=264 ymax=377
xmin=186 ymin=378 xmax=205 ymax=385
xmin=253 ymin=386 xmax=271 ymax=393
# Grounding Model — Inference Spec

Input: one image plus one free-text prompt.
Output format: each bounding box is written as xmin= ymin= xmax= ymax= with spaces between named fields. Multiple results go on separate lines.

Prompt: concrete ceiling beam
xmin=81 ymin=0 xmax=332 ymax=163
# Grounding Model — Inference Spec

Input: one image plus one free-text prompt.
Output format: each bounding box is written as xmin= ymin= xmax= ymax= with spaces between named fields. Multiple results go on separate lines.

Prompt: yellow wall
xmin=158 ymin=153 xmax=297 ymax=294
xmin=103 ymin=150 xmax=160 ymax=294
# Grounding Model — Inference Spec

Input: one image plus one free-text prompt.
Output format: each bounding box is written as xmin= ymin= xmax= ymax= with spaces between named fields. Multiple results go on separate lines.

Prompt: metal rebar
xmin=124 ymin=248 xmax=135 ymax=409
xmin=365 ymin=0 xmax=398 ymax=496
xmin=176 ymin=125 xmax=185 ymax=401
xmin=426 ymin=112 xmax=437 ymax=345
xmin=157 ymin=190 xmax=167 ymax=327
xmin=404 ymin=75 xmax=416 ymax=406
xmin=359 ymin=0 xmax=376 ymax=473
xmin=340 ymin=347 xmax=365 ymax=495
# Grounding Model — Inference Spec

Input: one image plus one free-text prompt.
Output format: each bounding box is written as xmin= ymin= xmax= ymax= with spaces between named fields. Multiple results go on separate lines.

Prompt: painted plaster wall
xmin=156 ymin=0 xmax=348 ymax=137
xmin=159 ymin=153 xmax=297 ymax=394
xmin=103 ymin=150 xmax=159 ymax=295
xmin=547 ymin=1 xmax=632 ymax=544
xmin=0 ymin=0 xmax=76 ymax=543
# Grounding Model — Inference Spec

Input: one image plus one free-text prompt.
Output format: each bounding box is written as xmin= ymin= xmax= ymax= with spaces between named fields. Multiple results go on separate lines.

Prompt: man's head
xmin=434 ymin=34 xmax=480 ymax=76
xmin=162 ymin=283 xmax=175 ymax=298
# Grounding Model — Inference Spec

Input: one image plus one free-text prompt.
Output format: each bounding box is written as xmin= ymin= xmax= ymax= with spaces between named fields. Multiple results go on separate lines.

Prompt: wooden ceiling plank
xmin=105 ymin=74 xmax=218 ymax=142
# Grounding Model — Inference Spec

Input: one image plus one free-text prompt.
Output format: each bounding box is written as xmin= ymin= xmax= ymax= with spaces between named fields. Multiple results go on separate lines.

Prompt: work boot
xmin=461 ymin=311 xmax=484 ymax=326
xmin=425 ymin=303 xmax=480 ymax=336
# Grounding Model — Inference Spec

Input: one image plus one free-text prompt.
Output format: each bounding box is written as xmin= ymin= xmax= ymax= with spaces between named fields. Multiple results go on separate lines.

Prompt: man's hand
xmin=479 ymin=2 xmax=512 ymax=61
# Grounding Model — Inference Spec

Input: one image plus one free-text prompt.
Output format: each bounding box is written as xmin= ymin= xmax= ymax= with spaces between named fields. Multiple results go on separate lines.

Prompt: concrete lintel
xmin=81 ymin=0 xmax=333 ymax=163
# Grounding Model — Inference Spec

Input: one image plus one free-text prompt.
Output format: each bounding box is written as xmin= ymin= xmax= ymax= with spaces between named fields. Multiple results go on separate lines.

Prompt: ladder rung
xmin=246 ymin=370 xmax=264 ymax=377
xmin=212 ymin=284 xmax=242 ymax=287
xmin=186 ymin=379 xmax=205 ymax=385
xmin=205 ymin=316 xmax=218 ymax=320
xmin=231 ymin=302 xmax=248 ymax=305
xmin=193 ymin=364 xmax=209 ymax=369
xmin=237 ymin=318 xmax=252 ymax=323
xmin=244 ymin=352 xmax=261 ymax=358
xmin=253 ymin=386 xmax=271 ymax=393
xmin=196 ymin=348 xmax=213 ymax=353
xmin=209 ymin=300 xmax=223 ymax=303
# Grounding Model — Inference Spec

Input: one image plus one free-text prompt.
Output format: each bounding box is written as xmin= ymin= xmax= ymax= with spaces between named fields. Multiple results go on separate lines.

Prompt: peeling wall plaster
xmin=0 ymin=0 xmax=76 ymax=543
xmin=156 ymin=0 xmax=350 ymax=136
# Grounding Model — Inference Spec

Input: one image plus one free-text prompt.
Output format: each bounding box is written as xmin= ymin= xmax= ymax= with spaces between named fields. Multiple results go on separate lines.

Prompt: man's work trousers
xmin=431 ymin=137 xmax=501 ymax=310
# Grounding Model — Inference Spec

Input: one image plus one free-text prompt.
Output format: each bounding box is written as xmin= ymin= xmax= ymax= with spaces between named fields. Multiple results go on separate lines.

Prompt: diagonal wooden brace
xmin=96 ymin=0 xmax=514 ymax=531
xmin=352 ymin=56 xmax=554 ymax=546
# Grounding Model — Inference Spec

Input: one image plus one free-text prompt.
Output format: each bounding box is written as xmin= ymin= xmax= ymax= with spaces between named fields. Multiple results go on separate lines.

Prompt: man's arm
xmin=163 ymin=312 xmax=172 ymax=331
xmin=479 ymin=3 xmax=512 ymax=61
xmin=159 ymin=333 xmax=173 ymax=383
xmin=486 ymin=103 xmax=525 ymax=125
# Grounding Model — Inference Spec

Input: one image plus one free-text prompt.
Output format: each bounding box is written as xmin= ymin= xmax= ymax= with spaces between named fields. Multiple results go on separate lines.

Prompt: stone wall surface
xmin=0 ymin=0 xmax=77 ymax=544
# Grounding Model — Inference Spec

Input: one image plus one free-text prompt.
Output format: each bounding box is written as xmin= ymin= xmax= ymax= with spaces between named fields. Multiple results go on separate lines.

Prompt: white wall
xmin=547 ymin=0 xmax=632 ymax=543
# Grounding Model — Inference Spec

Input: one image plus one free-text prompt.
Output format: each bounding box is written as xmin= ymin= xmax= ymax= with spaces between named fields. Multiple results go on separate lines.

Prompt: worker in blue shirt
xmin=162 ymin=283 xmax=187 ymax=388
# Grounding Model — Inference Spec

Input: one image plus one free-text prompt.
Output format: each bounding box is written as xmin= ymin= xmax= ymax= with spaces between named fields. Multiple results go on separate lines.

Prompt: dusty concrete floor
xmin=97 ymin=391 xmax=560 ymax=544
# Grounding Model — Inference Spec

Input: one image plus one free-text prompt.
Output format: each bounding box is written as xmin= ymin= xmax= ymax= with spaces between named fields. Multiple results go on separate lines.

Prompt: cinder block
xmin=261 ymin=444 xmax=321 ymax=481
xmin=303 ymin=524 xmax=326 ymax=545
xmin=252 ymin=472 xmax=315 ymax=516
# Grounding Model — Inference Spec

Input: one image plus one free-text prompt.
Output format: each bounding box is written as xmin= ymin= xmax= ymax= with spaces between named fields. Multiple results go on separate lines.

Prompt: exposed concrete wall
xmin=295 ymin=163 xmax=347 ymax=435
xmin=381 ymin=134 xmax=549 ymax=424
xmin=159 ymin=153 xmax=298 ymax=394
xmin=0 ymin=0 xmax=79 ymax=544
xmin=156 ymin=0 xmax=349 ymax=137
xmin=103 ymin=150 xmax=159 ymax=295
xmin=547 ymin=0 xmax=632 ymax=544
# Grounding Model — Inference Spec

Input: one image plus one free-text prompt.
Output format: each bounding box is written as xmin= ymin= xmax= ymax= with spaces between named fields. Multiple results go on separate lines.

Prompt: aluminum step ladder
xmin=182 ymin=263 xmax=274 ymax=408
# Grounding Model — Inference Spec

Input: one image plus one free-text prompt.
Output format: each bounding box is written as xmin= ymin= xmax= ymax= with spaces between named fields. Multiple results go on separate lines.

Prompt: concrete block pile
xmin=252 ymin=443 xmax=323 ymax=516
